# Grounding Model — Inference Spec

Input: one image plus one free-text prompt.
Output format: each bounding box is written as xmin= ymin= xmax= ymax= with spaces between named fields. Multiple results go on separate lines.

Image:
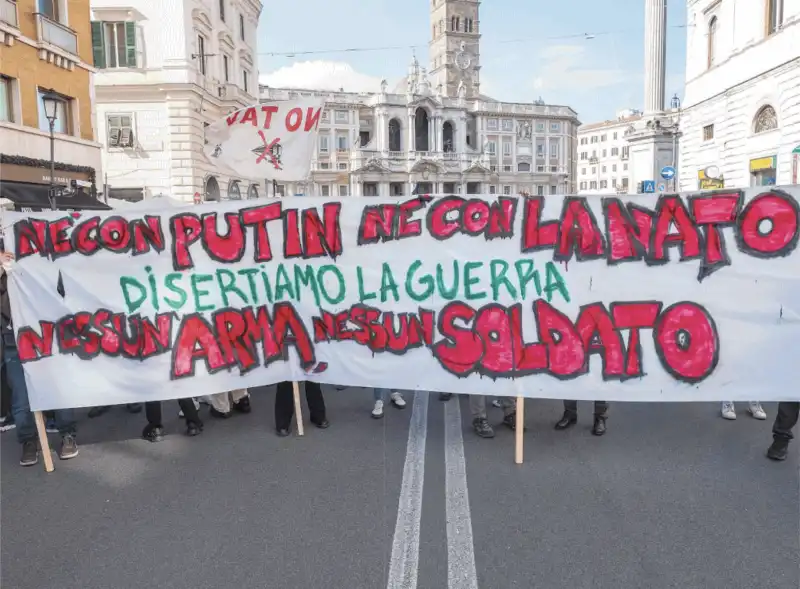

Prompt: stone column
xmin=408 ymin=109 xmax=416 ymax=152
xmin=643 ymin=0 xmax=667 ymax=115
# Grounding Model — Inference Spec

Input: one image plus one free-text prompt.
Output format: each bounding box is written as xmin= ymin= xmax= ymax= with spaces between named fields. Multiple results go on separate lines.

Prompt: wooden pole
xmin=291 ymin=381 xmax=304 ymax=436
xmin=33 ymin=411 xmax=54 ymax=473
xmin=514 ymin=396 xmax=524 ymax=465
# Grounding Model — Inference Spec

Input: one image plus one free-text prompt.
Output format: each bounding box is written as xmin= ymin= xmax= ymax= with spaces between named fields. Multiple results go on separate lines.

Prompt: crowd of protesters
xmin=1 ymin=250 xmax=798 ymax=467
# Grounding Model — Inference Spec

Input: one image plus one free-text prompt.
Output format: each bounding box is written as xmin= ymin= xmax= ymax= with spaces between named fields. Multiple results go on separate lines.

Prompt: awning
xmin=0 ymin=182 xmax=111 ymax=211
xmin=108 ymin=187 xmax=144 ymax=202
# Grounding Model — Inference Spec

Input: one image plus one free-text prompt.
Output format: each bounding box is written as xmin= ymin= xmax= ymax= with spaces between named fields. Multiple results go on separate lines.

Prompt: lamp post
xmin=41 ymin=89 xmax=60 ymax=211
xmin=669 ymin=93 xmax=681 ymax=192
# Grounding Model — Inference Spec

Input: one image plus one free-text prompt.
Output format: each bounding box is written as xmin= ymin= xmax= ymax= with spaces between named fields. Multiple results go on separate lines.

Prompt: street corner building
xmin=0 ymin=0 xmax=107 ymax=211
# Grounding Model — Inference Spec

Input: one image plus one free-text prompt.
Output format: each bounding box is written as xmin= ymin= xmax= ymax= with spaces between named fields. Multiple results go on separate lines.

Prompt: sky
xmin=257 ymin=0 xmax=688 ymax=124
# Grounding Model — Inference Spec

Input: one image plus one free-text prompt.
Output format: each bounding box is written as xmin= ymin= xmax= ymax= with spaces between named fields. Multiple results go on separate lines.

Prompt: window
xmin=600 ymin=180 xmax=607 ymax=189
xmin=621 ymin=146 xmax=629 ymax=159
xmin=197 ymin=34 xmax=207 ymax=75
xmin=465 ymin=18 xmax=473 ymax=32
xmin=388 ymin=119 xmax=401 ymax=151
xmin=335 ymin=110 xmax=348 ymax=123
xmin=321 ymin=185 xmax=330 ymax=197
xmin=338 ymin=185 xmax=348 ymax=197
xmin=611 ymin=147 xmax=619 ymax=156
xmin=0 ymin=76 xmax=12 ymax=123
xmin=580 ymin=138 xmax=587 ymax=145
xmin=503 ymin=186 xmax=511 ymax=195
xmin=336 ymin=135 xmax=348 ymax=150
xmin=239 ymin=13 xmax=245 ymax=41
xmin=753 ymin=105 xmax=778 ymax=134
xmin=337 ymin=163 xmax=348 ymax=170
xmin=602 ymin=149 xmax=607 ymax=158
xmin=228 ymin=180 xmax=241 ymax=200
xmin=536 ymin=185 xmax=544 ymax=196
xmin=107 ymin=114 xmax=134 ymax=147
xmin=363 ymin=183 xmax=379 ymax=197
xmin=612 ymin=178 xmax=617 ymax=188
xmin=580 ymin=181 xmax=587 ymax=190
xmin=91 ymin=22 xmax=137 ymax=68
xmin=550 ymin=166 xmax=557 ymax=172
xmin=538 ymin=143 xmax=546 ymax=156
xmin=591 ymin=167 xmax=596 ymax=174
xmin=621 ymin=178 xmax=629 ymax=189
xmin=550 ymin=122 xmax=561 ymax=132
xmin=518 ymin=162 xmax=530 ymax=172
xmin=242 ymin=69 xmax=249 ymax=93
xmin=612 ymin=164 xmax=617 ymax=172
xmin=489 ymin=186 xmax=497 ymax=194
xmin=503 ymin=165 xmax=512 ymax=172
xmin=248 ymin=184 xmax=259 ymax=199
xmin=502 ymin=119 xmax=513 ymax=131
xmin=549 ymin=140 xmax=558 ymax=158
xmin=580 ymin=152 xmax=587 ymax=160
xmin=537 ymin=165 xmax=544 ymax=172
xmin=602 ymin=165 xmax=607 ymax=173
xmin=600 ymin=134 xmax=607 ymax=141
xmin=37 ymin=89 xmax=70 ymax=134
xmin=707 ymin=16 xmax=718 ymax=68
xmin=502 ymin=141 xmax=512 ymax=156
xmin=581 ymin=168 xmax=586 ymax=175
xmin=613 ymin=132 xmax=618 ymax=140
xmin=623 ymin=163 xmax=628 ymax=171
xmin=319 ymin=162 xmax=330 ymax=169
xmin=590 ymin=136 xmax=598 ymax=144
xmin=219 ymin=0 xmax=225 ymax=21
xmin=703 ymin=124 xmax=714 ymax=140
xmin=590 ymin=181 xmax=597 ymax=189
xmin=38 ymin=0 xmax=58 ymax=21
xmin=486 ymin=141 xmax=496 ymax=154
xmin=223 ymin=55 xmax=230 ymax=82
xmin=487 ymin=118 xmax=499 ymax=130
xmin=319 ymin=136 xmax=329 ymax=152
xmin=766 ymin=0 xmax=784 ymax=35
xmin=550 ymin=185 xmax=557 ymax=195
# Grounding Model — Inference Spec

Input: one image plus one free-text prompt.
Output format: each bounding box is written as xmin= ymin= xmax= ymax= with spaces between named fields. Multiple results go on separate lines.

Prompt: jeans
xmin=470 ymin=395 xmax=515 ymax=419
xmin=564 ymin=400 xmax=609 ymax=418
xmin=3 ymin=339 xmax=76 ymax=444
xmin=373 ymin=388 xmax=409 ymax=401
xmin=772 ymin=402 xmax=799 ymax=441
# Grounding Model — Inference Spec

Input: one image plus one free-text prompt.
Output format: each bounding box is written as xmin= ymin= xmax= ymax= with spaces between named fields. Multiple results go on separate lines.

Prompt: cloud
xmin=259 ymin=61 xmax=386 ymax=93
xmin=531 ymin=44 xmax=630 ymax=92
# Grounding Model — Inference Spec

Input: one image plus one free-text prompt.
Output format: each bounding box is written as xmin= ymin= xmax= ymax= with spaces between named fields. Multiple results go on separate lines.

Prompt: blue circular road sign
xmin=661 ymin=166 xmax=676 ymax=180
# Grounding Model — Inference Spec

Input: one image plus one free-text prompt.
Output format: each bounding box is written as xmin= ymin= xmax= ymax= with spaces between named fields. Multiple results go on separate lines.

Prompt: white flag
xmin=203 ymin=98 xmax=325 ymax=181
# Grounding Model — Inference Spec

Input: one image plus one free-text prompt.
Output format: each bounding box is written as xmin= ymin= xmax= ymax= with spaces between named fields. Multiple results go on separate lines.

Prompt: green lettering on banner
xmin=463 ymin=261 xmax=486 ymax=301
xmin=544 ymin=261 xmax=570 ymax=303
xmin=163 ymin=273 xmax=187 ymax=310
xmin=191 ymin=274 xmax=215 ymax=312
xmin=294 ymin=265 xmax=321 ymax=306
xmin=216 ymin=268 xmax=249 ymax=306
xmin=145 ymin=266 xmax=160 ymax=311
xmin=436 ymin=261 xmax=459 ymax=300
xmin=405 ymin=260 xmax=434 ymax=302
xmin=490 ymin=260 xmax=518 ymax=301
xmin=120 ymin=276 xmax=147 ymax=312
xmin=259 ymin=265 xmax=274 ymax=303
xmin=318 ymin=265 xmax=346 ymax=304
xmin=380 ymin=263 xmax=400 ymax=303
xmin=357 ymin=266 xmax=377 ymax=302
xmin=274 ymin=264 xmax=295 ymax=301
xmin=238 ymin=268 xmax=260 ymax=303
xmin=514 ymin=260 xmax=538 ymax=299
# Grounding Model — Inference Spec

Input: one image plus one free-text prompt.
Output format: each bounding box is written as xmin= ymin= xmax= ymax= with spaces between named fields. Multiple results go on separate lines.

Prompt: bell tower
xmin=429 ymin=0 xmax=481 ymax=98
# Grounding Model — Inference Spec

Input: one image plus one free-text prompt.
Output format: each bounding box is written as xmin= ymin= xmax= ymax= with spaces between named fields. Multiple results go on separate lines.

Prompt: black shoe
xmin=20 ymin=440 xmax=38 ymax=466
xmin=186 ymin=420 xmax=204 ymax=436
xmin=472 ymin=417 xmax=495 ymax=438
xmin=88 ymin=405 xmax=110 ymax=418
xmin=767 ymin=438 xmax=789 ymax=461
xmin=210 ymin=407 xmax=231 ymax=419
xmin=58 ymin=433 xmax=79 ymax=460
xmin=142 ymin=424 xmax=164 ymax=443
xmin=311 ymin=418 xmax=330 ymax=429
xmin=592 ymin=416 xmax=607 ymax=436
xmin=555 ymin=412 xmax=578 ymax=430
xmin=502 ymin=412 xmax=526 ymax=431
xmin=439 ymin=393 xmax=453 ymax=401
xmin=233 ymin=396 xmax=251 ymax=414
xmin=276 ymin=427 xmax=290 ymax=437
xmin=126 ymin=403 xmax=143 ymax=414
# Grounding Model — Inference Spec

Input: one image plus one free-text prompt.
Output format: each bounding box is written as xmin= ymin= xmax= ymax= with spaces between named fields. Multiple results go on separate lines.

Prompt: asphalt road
xmin=1 ymin=387 xmax=797 ymax=589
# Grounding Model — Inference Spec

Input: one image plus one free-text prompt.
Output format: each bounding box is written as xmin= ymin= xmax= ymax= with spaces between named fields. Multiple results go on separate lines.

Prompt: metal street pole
xmin=48 ymin=118 xmax=56 ymax=211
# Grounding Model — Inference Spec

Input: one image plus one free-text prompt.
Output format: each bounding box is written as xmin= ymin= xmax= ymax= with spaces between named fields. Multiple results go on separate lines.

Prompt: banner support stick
xmin=34 ymin=411 xmax=54 ymax=472
xmin=514 ymin=396 xmax=524 ymax=465
xmin=291 ymin=381 xmax=304 ymax=436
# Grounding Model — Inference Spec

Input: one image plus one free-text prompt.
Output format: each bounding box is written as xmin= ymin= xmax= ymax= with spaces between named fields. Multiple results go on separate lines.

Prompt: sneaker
xmin=748 ymin=402 xmax=767 ymax=420
xmin=186 ymin=420 xmax=204 ymax=436
xmin=20 ymin=440 xmax=38 ymax=466
xmin=45 ymin=418 xmax=58 ymax=433
xmin=472 ymin=417 xmax=495 ymax=438
xmin=58 ymin=434 xmax=79 ymax=460
xmin=233 ymin=396 xmax=251 ymax=414
xmin=371 ymin=400 xmax=385 ymax=419
xmin=767 ymin=438 xmax=789 ymax=461
xmin=502 ymin=412 xmax=526 ymax=431
xmin=491 ymin=399 xmax=502 ymax=408
xmin=721 ymin=402 xmax=736 ymax=420
xmin=142 ymin=424 xmax=164 ymax=443
xmin=439 ymin=393 xmax=453 ymax=401
xmin=390 ymin=392 xmax=406 ymax=409
xmin=0 ymin=415 xmax=15 ymax=433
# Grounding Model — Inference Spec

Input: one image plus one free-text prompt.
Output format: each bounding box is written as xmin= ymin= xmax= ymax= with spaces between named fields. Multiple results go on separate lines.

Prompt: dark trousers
xmin=145 ymin=399 xmax=200 ymax=427
xmin=275 ymin=381 xmax=325 ymax=430
xmin=772 ymin=402 xmax=800 ymax=441
xmin=564 ymin=400 xmax=609 ymax=418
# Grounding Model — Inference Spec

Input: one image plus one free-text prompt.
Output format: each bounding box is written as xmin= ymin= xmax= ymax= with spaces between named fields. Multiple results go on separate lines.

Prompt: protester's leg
xmin=305 ymin=381 xmax=328 ymax=427
xmin=564 ymin=400 xmax=578 ymax=416
xmin=373 ymin=388 xmax=387 ymax=402
xmin=767 ymin=402 xmax=800 ymax=460
xmin=5 ymin=346 xmax=35 ymax=446
xmin=0 ymin=362 xmax=12 ymax=422
xmin=372 ymin=388 xmax=388 ymax=418
xmin=231 ymin=388 xmax=251 ymax=413
xmin=594 ymin=401 xmax=609 ymax=418
xmin=178 ymin=398 xmax=203 ymax=435
xmin=555 ymin=400 xmax=579 ymax=430
xmin=592 ymin=401 xmax=608 ymax=436
xmin=207 ymin=392 xmax=232 ymax=416
xmin=499 ymin=396 xmax=516 ymax=417
xmin=274 ymin=381 xmax=294 ymax=432
xmin=54 ymin=408 xmax=78 ymax=459
xmin=142 ymin=401 xmax=164 ymax=442
xmin=469 ymin=394 xmax=487 ymax=420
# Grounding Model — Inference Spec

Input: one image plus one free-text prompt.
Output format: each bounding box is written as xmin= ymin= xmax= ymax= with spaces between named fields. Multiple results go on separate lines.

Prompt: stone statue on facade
xmin=517 ymin=121 xmax=532 ymax=140
xmin=457 ymin=80 xmax=466 ymax=99
xmin=380 ymin=79 xmax=388 ymax=93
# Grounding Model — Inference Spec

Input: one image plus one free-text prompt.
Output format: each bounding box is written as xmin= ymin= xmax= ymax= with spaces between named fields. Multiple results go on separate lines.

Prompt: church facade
xmin=259 ymin=0 xmax=579 ymax=197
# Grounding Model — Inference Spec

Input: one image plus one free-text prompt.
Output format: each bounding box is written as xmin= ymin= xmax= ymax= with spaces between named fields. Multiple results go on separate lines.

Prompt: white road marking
xmin=387 ymin=391 xmax=429 ymax=589
xmin=444 ymin=398 xmax=479 ymax=589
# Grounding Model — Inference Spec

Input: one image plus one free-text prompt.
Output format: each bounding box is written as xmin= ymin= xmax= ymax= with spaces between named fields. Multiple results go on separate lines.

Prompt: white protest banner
xmin=5 ymin=188 xmax=800 ymax=411
xmin=203 ymin=98 xmax=324 ymax=181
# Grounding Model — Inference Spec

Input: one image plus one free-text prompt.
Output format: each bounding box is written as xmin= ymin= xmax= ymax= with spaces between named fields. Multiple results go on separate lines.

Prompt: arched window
xmin=228 ymin=180 xmax=242 ymax=200
xmin=707 ymin=16 xmax=718 ymax=68
xmin=442 ymin=121 xmax=455 ymax=152
xmin=753 ymin=105 xmax=778 ymax=134
xmin=388 ymin=118 xmax=401 ymax=151
xmin=205 ymin=176 xmax=220 ymax=201
xmin=518 ymin=162 xmax=531 ymax=172
xmin=415 ymin=108 xmax=430 ymax=152
xmin=248 ymin=184 xmax=259 ymax=199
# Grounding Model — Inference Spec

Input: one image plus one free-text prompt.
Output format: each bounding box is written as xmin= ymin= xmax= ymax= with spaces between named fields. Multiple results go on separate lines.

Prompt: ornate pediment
xmin=353 ymin=158 xmax=391 ymax=174
xmin=191 ymin=8 xmax=212 ymax=32
xmin=408 ymin=95 xmax=441 ymax=110
xmin=218 ymin=32 xmax=235 ymax=52
xmin=410 ymin=159 xmax=442 ymax=174
xmin=239 ymin=49 xmax=254 ymax=67
xmin=463 ymin=160 xmax=493 ymax=175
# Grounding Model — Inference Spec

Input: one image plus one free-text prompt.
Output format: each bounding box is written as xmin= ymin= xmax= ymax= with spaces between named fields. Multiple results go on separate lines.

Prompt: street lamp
xmin=41 ymin=89 xmax=60 ymax=211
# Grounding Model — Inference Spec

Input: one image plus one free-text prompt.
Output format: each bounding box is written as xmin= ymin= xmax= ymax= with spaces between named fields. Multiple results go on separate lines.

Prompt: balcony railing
xmin=35 ymin=13 xmax=78 ymax=55
xmin=1 ymin=0 xmax=18 ymax=28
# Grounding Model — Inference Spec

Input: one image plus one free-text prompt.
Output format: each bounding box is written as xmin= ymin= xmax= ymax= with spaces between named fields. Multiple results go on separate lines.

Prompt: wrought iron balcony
xmin=35 ymin=13 xmax=78 ymax=55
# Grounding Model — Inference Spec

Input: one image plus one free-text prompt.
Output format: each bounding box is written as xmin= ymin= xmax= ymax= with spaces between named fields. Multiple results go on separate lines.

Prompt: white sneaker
xmin=390 ymin=392 xmax=407 ymax=409
xmin=748 ymin=401 xmax=767 ymax=420
xmin=372 ymin=400 xmax=384 ymax=419
xmin=721 ymin=401 xmax=736 ymax=420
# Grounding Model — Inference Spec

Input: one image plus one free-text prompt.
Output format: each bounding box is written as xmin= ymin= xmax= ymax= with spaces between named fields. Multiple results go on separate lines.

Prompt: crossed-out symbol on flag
xmin=254 ymin=130 xmax=283 ymax=170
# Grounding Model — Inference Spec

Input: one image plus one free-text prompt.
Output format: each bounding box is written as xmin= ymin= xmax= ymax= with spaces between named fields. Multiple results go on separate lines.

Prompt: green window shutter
xmin=124 ymin=22 xmax=137 ymax=67
xmin=91 ymin=21 xmax=106 ymax=69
